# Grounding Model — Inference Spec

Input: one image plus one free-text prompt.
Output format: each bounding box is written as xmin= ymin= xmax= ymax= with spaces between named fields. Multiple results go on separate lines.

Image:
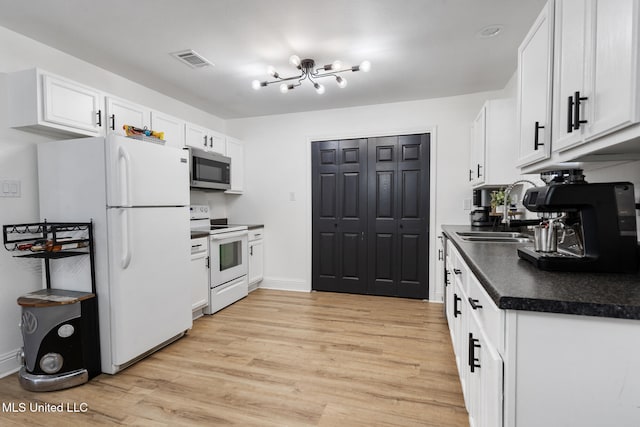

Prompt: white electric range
xmin=190 ymin=205 xmax=249 ymax=314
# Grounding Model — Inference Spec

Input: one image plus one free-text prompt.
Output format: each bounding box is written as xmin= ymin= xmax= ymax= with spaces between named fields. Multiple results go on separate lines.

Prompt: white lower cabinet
xmin=190 ymin=237 xmax=209 ymax=316
xmin=247 ymin=227 xmax=264 ymax=290
xmin=444 ymin=235 xmax=640 ymax=427
xmin=445 ymin=244 xmax=503 ymax=427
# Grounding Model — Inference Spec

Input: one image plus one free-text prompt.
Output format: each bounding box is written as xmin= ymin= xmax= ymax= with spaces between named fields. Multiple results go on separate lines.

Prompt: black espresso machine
xmin=517 ymin=170 xmax=638 ymax=273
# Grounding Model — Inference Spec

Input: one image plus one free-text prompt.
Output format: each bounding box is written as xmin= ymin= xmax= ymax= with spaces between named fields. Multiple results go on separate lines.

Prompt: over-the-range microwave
xmin=189 ymin=148 xmax=231 ymax=190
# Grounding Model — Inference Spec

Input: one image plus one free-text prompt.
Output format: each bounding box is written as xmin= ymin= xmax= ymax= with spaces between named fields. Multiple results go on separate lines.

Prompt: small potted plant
xmin=490 ymin=188 xmax=511 ymax=213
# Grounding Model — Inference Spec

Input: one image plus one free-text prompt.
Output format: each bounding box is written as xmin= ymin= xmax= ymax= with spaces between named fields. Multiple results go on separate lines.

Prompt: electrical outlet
xmin=0 ymin=180 xmax=21 ymax=198
xmin=463 ymin=198 xmax=472 ymax=210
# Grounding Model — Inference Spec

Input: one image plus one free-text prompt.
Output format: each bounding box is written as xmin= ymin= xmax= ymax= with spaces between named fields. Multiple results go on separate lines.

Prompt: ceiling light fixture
xmin=252 ymin=55 xmax=371 ymax=94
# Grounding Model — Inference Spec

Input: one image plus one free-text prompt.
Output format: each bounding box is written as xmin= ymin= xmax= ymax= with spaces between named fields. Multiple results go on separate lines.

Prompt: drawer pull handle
xmin=573 ymin=91 xmax=588 ymax=130
xmin=454 ymin=293 xmax=462 ymax=318
xmin=468 ymin=298 xmax=483 ymax=310
xmin=567 ymin=95 xmax=574 ymax=133
xmin=468 ymin=332 xmax=481 ymax=372
xmin=453 ymin=268 xmax=462 ymax=275
xmin=445 ymin=269 xmax=450 ymax=285
xmin=534 ymin=121 xmax=544 ymax=150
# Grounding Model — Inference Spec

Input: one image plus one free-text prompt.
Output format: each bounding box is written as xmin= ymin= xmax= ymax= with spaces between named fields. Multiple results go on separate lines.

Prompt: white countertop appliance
xmin=190 ymin=205 xmax=248 ymax=314
xmin=38 ymin=134 xmax=192 ymax=374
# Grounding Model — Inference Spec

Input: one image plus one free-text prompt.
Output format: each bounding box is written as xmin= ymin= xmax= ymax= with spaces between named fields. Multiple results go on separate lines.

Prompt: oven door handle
xmin=210 ymin=231 xmax=248 ymax=241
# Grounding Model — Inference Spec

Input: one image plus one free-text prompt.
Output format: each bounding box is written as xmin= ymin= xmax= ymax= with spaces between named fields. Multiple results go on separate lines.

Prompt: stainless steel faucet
xmin=502 ymin=179 xmax=538 ymax=227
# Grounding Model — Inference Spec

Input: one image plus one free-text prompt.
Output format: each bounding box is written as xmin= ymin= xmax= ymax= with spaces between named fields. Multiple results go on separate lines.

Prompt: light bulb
xmin=314 ymin=82 xmax=325 ymax=94
xmin=289 ymin=55 xmax=301 ymax=67
xmin=336 ymin=76 xmax=347 ymax=88
xmin=267 ymin=66 xmax=279 ymax=78
xmin=332 ymin=60 xmax=343 ymax=71
xmin=280 ymin=83 xmax=289 ymax=93
xmin=252 ymin=80 xmax=262 ymax=90
xmin=359 ymin=60 xmax=371 ymax=72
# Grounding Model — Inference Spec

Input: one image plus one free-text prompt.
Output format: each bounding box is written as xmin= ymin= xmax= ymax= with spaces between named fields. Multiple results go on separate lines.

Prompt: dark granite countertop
xmin=442 ymin=225 xmax=640 ymax=320
xmin=190 ymin=231 xmax=210 ymax=239
xmin=236 ymin=224 xmax=263 ymax=230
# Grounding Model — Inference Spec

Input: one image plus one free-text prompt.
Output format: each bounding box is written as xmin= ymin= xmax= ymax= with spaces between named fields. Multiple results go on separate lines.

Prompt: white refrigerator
xmin=38 ymin=134 xmax=192 ymax=374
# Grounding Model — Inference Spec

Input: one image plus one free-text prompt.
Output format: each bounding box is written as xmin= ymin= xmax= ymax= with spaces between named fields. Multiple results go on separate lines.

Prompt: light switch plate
xmin=0 ymin=180 xmax=21 ymax=198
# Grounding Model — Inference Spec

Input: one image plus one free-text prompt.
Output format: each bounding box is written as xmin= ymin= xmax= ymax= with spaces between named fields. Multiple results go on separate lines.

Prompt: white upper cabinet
xmin=470 ymin=99 xmax=519 ymax=188
xmin=185 ymin=122 xmax=210 ymax=151
xmin=552 ymin=0 xmax=591 ymax=152
xmin=185 ymin=122 xmax=226 ymax=155
xmin=225 ymin=137 xmax=244 ymax=194
xmin=470 ymin=107 xmax=487 ymax=186
xmin=552 ymin=0 xmax=639 ymax=152
xmin=587 ymin=0 xmax=638 ymax=141
xmin=517 ymin=1 xmax=554 ymax=166
xmin=517 ymin=0 xmax=640 ymax=173
xmin=208 ymin=130 xmax=226 ymax=155
xmin=150 ymin=111 xmax=185 ymax=149
xmin=8 ymin=68 xmax=104 ymax=137
xmin=105 ymin=96 xmax=151 ymax=136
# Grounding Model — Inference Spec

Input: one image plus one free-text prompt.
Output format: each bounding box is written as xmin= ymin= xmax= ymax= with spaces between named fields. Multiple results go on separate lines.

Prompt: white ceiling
xmin=0 ymin=0 xmax=546 ymax=119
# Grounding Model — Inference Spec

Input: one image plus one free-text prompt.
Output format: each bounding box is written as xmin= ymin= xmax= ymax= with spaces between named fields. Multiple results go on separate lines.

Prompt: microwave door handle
xmin=118 ymin=145 xmax=132 ymax=207
xmin=210 ymin=231 xmax=248 ymax=241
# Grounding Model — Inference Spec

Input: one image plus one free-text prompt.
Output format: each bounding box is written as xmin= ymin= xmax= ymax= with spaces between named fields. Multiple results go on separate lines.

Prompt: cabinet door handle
xmin=203 ymin=135 xmax=208 ymax=148
xmin=209 ymin=136 xmax=213 ymax=147
xmin=534 ymin=121 xmax=544 ymax=150
xmin=110 ymin=114 xmax=116 ymax=131
xmin=206 ymin=256 xmax=210 ymax=269
xmin=438 ymin=249 xmax=443 ymax=261
xmin=469 ymin=169 xmax=473 ymax=182
xmin=250 ymin=246 xmax=253 ymax=256
xmin=468 ymin=333 xmax=481 ymax=372
xmin=96 ymin=110 xmax=102 ymax=127
xmin=445 ymin=269 xmax=450 ymax=285
xmin=567 ymin=95 xmax=574 ymax=133
xmin=468 ymin=297 xmax=483 ymax=310
xmin=453 ymin=268 xmax=462 ymax=275
xmin=454 ymin=293 xmax=461 ymax=318
xmin=573 ymin=91 xmax=588 ymax=130
xmin=477 ymin=163 xmax=482 ymax=178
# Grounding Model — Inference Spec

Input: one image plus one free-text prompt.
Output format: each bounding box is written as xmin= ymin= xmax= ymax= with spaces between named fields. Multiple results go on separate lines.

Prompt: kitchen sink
xmin=455 ymin=231 xmax=533 ymax=243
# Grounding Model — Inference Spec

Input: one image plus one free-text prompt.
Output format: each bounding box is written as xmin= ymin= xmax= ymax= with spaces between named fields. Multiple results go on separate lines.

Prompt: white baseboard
xmin=0 ymin=349 xmax=21 ymax=379
xmin=259 ymin=277 xmax=309 ymax=292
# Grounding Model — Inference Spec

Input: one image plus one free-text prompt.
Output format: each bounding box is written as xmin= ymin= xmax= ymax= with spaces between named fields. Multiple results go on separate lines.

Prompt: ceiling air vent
xmin=171 ymin=50 xmax=213 ymax=69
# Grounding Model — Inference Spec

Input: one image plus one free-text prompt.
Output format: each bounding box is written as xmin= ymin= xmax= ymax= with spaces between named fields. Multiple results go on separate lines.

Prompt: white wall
xmin=226 ymin=90 xmax=506 ymax=296
xmin=0 ymin=25 xmax=226 ymax=377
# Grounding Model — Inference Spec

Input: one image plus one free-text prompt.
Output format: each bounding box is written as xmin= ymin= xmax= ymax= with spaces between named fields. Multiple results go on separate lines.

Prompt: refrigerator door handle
xmin=121 ymin=209 xmax=132 ymax=269
xmin=118 ymin=145 xmax=132 ymax=207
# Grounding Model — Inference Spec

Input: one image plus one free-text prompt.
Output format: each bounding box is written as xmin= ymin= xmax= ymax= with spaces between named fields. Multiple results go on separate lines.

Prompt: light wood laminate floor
xmin=0 ymin=289 xmax=468 ymax=426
